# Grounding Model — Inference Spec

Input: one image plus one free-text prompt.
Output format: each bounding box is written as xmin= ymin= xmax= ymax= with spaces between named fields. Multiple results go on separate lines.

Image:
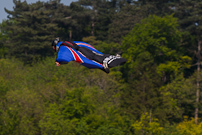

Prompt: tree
xmin=121 ymin=15 xmax=190 ymax=123
xmin=3 ymin=0 xmax=59 ymax=64
xmin=176 ymin=117 xmax=202 ymax=135
xmin=122 ymin=14 xmax=188 ymax=82
xmin=159 ymin=73 xmax=196 ymax=123
xmin=0 ymin=21 xmax=9 ymax=58
xmin=132 ymin=112 xmax=163 ymax=135
xmin=68 ymin=2 xmax=92 ymax=40
xmin=173 ymin=0 xmax=202 ymax=124
xmin=76 ymin=0 xmax=119 ymax=41
xmin=108 ymin=2 xmax=143 ymax=44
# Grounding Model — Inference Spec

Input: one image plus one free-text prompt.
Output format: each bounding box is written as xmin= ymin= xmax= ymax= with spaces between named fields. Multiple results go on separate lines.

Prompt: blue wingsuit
xmin=55 ymin=41 xmax=127 ymax=73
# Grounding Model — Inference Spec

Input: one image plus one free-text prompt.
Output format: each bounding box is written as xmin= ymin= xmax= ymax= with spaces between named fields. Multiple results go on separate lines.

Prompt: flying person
xmin=52 ymin=38 xmax=127 ymax=73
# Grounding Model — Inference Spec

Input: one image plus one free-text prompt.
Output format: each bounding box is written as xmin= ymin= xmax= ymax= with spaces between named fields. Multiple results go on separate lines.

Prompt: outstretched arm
xmin=55 ymin=62 xmax=60 ymax=66
xmin=55 ymin=61 xmax=69 ymax=66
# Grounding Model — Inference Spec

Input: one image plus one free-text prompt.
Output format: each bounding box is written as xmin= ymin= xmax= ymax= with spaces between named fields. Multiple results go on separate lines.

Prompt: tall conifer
xmin=4 ymin=0 xmax=59 ymax=63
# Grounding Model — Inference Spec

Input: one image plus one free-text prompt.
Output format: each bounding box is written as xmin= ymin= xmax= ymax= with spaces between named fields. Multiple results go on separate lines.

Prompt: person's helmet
xmin=52 ymin=37 xmax=60 ymax=52
xmin=52 ymin=37 xmax=60 ymax=47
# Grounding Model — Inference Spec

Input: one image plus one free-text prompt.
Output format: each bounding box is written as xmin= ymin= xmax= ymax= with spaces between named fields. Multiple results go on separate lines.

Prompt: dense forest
xmin=1 ymin=0 xmax=202 ymax=134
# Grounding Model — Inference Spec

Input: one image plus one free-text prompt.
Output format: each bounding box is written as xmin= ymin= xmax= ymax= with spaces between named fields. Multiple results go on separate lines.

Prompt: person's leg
xmin=78 ymin=47 xmax=127 ymax=73
xmin=77 ymin=47 xmax=95 ymax=60
xmin=78 ymin=47 xmax=109 ymax=63
xmin=93 ymin=53 xmax=110 ymax=64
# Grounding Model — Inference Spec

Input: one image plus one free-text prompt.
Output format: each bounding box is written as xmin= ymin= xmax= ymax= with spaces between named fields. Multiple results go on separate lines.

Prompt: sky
xmin=0 ymin=0 xmax=78 ymax=23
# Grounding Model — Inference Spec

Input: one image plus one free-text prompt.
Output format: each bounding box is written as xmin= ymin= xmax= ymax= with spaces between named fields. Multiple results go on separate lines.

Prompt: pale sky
xmin=0 ymin=0 xmax=78 ymax=23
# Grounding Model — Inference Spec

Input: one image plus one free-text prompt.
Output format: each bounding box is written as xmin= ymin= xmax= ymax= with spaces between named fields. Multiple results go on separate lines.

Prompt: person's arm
xmin=55 ymin=42 xmax=73 ymax=66
xmin=55 ymin=61 xmax=69 ymax=66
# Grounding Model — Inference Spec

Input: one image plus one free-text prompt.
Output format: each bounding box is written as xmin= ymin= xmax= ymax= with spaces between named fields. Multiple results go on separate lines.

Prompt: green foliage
xmin=0 ymin=57 xmax=128 ymax=134
xmin=39 ymin=95 xmax=83 ymax=134
xmin=0 ymin=56 xmax=194 ymax=135
xmin=122 ymin=14 xmax=182 ymax=63
xmin=4 ymin=88 xmax=44 ymax=135
xmin=173 ymin=0 xmax=202 ymax=78
xmin=82 ymin=36 xmax=122 ymax=55
xmin=174 ymin=0 xmax=202 ymax=33
xmin=77 ymin=0 xmax=117 ymax=41
xmin=3 ymin=1 xmax=60 ymax=64
xmin=158 ymin=74 xmax=189 ymax=123
xmin=162 ymin=124 xmax=182 ymax=135
xmin=108 ymin=2 xmax=143 ymax=44
xmin=120 ymin=14 xmax=194 ymax=127
xmin=122 ymin=14 xmax=190 ymax=82
xmin=157 ymin=61 xmax=181 ymax=77
xmin=0 ymin=21 xmax=9 ymax=58
xmin=94 ymin=125 xmax=124 ymax=135
xmin=136 ymin=0 xmax=174 ymax=17
xmin=176 ymin=117 xmax=202 ymax=135
xmin=0 ymin=76 xmax=8 ymax=98
xmin=39 ymin=87 xmax=122 ymax=135
xmin=132 ymin=112 xmax=164 ymax=135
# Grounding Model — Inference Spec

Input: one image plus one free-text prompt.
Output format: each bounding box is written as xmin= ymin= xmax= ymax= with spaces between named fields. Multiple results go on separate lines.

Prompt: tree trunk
xmin=195 ymin=39 xmax=201 ymax=124
xmin=91 ymin=16 xmax=95 ymax=36
xmin=69 ymin=28 xmax=72 ymax=41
